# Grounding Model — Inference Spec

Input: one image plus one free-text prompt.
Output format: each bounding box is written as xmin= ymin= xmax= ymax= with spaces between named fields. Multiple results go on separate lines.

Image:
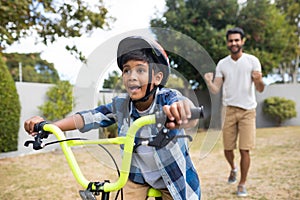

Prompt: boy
xmin=24 ymin=36 xmax=201 ymax=199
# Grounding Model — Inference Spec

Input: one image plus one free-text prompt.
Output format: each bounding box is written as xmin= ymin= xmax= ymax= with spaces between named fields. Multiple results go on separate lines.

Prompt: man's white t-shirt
xmin=215 ymin=53 xmax=262 ymax=110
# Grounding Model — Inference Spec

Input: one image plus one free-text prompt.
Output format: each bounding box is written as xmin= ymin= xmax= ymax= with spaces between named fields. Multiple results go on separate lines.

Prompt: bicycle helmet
xmin=117 ymin=36 xmax=170 ymax=102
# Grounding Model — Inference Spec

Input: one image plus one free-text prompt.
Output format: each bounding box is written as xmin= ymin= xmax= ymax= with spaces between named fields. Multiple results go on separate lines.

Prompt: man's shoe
xmin=228 ymin=168 xmax=237 ymax=184
xmin=237 ymin=185 xmax=248 ymax=197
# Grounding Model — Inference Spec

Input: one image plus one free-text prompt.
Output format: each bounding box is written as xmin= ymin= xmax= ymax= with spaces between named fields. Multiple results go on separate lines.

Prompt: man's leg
xmin=224 ymin=150 xmax=236 ymax=170
xmin=236 ymin=108 xmax=256 ymax=197
xmin=239 ymin=149 xmax=250 ymax=185
xmin=238 ymin=108 xmax=255 ymax=186
xmin=222 ymin=106 xmax=238 ymax=184
xmin=224 ymin=150 xmax=237 ymax=184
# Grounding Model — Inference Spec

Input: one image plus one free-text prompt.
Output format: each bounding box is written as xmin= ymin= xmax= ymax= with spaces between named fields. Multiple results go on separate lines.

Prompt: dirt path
xmin=0 ymin=126 xmax=299 ymax=200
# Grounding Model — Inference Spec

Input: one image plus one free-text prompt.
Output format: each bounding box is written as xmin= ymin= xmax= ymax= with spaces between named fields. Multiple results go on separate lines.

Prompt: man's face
xmin=122 ymin=60 xmax=162 ymax=100
xmin=227 ymin=33 xmax=244 ymax=54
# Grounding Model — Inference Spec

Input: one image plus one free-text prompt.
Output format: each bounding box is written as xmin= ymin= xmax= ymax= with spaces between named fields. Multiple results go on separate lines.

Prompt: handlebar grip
xmin=33 ymin=121 xmax=50 ymax=139
xmin=190 ymin=106 xmax=204 ymax=119
xmin=155 ymin=106 xmax=205 ymax=127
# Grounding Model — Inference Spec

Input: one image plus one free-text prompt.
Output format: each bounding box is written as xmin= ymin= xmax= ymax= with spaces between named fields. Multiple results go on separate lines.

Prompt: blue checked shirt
xmin=77 ymin=88 xmax=201 ymax=199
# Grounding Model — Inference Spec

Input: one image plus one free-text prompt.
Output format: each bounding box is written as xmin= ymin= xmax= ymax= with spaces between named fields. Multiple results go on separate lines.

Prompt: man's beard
xmin=228 ymin=45 xmax=242 ymax=54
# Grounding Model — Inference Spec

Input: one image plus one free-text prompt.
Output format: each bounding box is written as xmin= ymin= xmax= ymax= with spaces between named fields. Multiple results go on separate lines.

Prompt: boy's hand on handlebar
xmin=24 ymin=116 xmax=45 ymax=136
xmin=163 ymin=99 xmax=196 ymax=129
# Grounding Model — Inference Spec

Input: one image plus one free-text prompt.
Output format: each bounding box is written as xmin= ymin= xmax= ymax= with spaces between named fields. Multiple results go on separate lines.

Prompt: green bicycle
xmin=25 ymin=107 xmax=204 ymax=200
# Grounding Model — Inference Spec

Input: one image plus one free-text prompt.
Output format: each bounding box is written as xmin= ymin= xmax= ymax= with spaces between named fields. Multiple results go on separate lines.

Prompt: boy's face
xmin=122 ymin=60 xmax=163 ymax=101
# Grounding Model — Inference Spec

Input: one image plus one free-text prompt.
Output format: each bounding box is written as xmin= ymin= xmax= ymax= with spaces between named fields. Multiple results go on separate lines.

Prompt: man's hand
xmin=204 ymin=72 xmax=214 ymax=83
xmin=251 ymin=71 xmax=262 ymax=82
xmin=252 ymin=70 xmax=265 ymax=92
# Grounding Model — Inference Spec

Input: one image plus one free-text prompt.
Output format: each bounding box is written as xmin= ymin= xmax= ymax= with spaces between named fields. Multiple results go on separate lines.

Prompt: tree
xmin=0 ymin=55 xmax=21 ymax=152
xmin=151 ymin=0 xmax=297 ymax=89
xmin=102 ymin=70 xmax=123 ymax=90
xmin=275 ymin=0 xmax=300 ymax=83
xmin=238 ymin=0 xmax=298 ymax=77
xmin=3 ymin=52 xmax=59 ymax=83
xmin=151 ymin=0 xmax=239 ymax=89
xmin=39 ymin=81 xmax=74 ymax=121
xmin=0 ymin=0 xmax=112 ymax=60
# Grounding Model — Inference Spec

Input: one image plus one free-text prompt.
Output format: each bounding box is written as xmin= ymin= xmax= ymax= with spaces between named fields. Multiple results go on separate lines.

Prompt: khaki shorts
xmin=122 ymin=179 xmax=173 ymax=200
xmin=222 ymin=106 xmax=256 ymax=150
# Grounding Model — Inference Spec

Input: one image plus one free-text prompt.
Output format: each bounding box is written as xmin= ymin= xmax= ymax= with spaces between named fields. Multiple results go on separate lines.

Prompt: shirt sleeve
xmin=215 ymin=61 xmax=224 ymax=78
xmin=252 ymin=55 xmax=262 ymax=71
xmin=77 ymin=104 xmax=116 ymax=133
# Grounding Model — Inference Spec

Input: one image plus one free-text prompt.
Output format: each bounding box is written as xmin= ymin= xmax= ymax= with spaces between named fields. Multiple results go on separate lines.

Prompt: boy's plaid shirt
xmin=78 ymin=88 xmax=201 ymax=199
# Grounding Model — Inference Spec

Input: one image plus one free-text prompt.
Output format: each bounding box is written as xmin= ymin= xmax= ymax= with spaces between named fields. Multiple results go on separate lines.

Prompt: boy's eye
xmin=122 ymin=68 xmax=130 ymax=74
xmin=137 ymin=68 xmax=146 ymax=73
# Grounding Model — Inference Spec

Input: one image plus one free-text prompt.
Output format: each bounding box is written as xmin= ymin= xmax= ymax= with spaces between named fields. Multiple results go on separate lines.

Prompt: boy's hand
xmin=24 ymin=116 xmax=45 ymax=136
xmin=163 ymin=99 xmax=197 ymax=129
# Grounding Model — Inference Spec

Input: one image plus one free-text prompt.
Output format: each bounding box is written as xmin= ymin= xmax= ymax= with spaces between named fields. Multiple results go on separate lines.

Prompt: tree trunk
xmin=293 ymin=54 xmax=299 ymax=84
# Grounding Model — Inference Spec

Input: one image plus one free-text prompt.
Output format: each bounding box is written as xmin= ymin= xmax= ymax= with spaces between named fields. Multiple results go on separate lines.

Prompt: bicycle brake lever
xmin=148 ymin=128 xmax=193 ymax=149
xmin=24 ymin=134 xmax=45 ymax=150
xmin=148 ymin=128 xmax=170 ymax=149
xmin=25 ymin=121 xmax=51 ymax=150
xmin=24 ymin=140 xmax=34 ymax=147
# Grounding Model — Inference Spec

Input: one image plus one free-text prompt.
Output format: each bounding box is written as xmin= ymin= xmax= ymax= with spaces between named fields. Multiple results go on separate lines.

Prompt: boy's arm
xmin=24 ymin=114 xmax=84 ymax=136
xmin=53 ymin=114 xmax=84 ymax=131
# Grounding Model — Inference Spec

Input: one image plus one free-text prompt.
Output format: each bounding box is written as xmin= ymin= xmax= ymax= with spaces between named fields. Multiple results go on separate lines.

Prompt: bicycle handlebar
xmin=24 ymin=106 xmax=204 ymax=197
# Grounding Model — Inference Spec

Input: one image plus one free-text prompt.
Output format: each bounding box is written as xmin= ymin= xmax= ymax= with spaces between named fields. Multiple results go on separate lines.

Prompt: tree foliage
xmin=3 ymin=52 xmax=59 ymax=83
xmin=0 ymin=0 xmax=112 ymax=59
xmin=263 ymin=96 xmax=297 ymax=126
xmin=238 ymin=0 xmax=297 ymax=77
xmin=275 ymin=0 xmax=300 ymax=83
xmin=151 ymin=0 xmax=298 ymax=89
xmin=102 ymin=70 xmax=123 ymax=90
xmin=0 ymin=55 xmax=21 ymax=152
xmin=39 ymin=81 xmax=74 ymax=121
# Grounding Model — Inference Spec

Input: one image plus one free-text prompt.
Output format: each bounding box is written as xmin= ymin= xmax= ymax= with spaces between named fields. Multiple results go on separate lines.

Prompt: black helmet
xmin=117 ymin=36 xmax=170 ymax=86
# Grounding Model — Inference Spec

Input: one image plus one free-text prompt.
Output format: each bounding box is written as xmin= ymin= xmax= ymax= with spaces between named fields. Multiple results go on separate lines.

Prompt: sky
xmin=5 ymin=0 xmax=166 ymax=84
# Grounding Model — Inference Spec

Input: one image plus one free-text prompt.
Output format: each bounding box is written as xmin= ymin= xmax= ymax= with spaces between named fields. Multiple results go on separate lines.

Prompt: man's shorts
xmin=222 ymin=106 xmax=256 ymax=150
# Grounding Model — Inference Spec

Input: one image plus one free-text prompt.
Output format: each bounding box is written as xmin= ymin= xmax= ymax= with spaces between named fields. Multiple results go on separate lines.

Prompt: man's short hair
xmin=226 ymin=27 xmax=245 ymax=40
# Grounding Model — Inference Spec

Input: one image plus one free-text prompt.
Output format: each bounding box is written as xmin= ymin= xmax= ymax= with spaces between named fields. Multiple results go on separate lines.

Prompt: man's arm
xmin=204 ymin=72 xmax=223 ymax=94
xmin=252 ymin=71 xmax=264 ymax=93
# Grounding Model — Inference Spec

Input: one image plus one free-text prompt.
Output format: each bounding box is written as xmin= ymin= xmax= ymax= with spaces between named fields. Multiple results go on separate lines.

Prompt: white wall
xmin=1 ymin=82 xmax=299 ymax=158
xmin=1 ymin=82 xmax=101 ymax=158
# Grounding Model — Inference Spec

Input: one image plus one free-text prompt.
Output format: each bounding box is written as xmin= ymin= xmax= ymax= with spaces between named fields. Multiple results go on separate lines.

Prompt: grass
xmin=0 ymin=126 xmax=299 ymax=200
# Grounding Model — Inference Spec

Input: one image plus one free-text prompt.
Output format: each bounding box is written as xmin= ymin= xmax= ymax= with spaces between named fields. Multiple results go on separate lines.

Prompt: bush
xmin=0 ymin=55 xmax=21 ymax=152
xmin=263 ymin=96 xmax=297 ymax=126
xmin=39 ymin=81 xmax=74 ymax=121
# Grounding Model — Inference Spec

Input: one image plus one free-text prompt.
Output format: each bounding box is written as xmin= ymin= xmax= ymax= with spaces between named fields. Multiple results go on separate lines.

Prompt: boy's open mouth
xmin=129 ymin=86 xmax=141 ymax=92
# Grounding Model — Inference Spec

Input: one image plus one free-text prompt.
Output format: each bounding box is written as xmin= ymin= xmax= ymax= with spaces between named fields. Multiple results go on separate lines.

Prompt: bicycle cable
xmin=42 ymin=137 xmax=123 ymax=199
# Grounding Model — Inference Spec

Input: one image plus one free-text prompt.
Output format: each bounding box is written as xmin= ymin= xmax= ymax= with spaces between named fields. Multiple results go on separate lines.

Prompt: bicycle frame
xmin=25 ymin=107 xmax=204 ymax=199
xmin=42 ymin=114 xmax=156 ymax=193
